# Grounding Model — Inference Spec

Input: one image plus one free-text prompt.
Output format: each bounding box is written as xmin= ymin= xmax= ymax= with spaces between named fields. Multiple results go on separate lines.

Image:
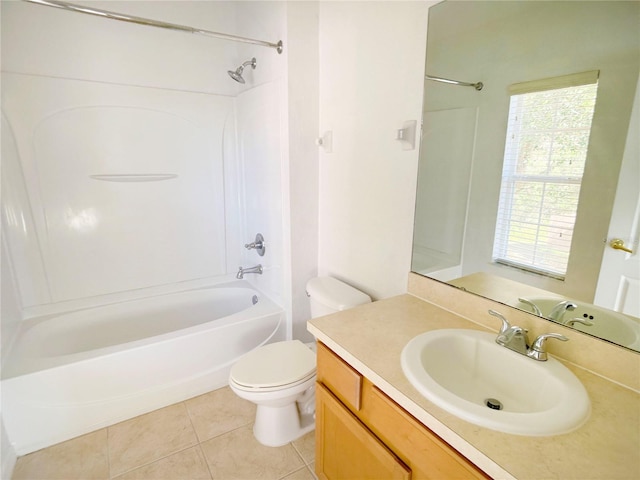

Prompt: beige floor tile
xmin=279 ymin=465 xmax=315 ymax=480
xmin=184 ymin=386 xmax=255 ymax=442
xmin=108 ymin=403 xmax=198 ymax=476
xmin=200 ymin=424 xmax=304 ymax=480
xmin=12 ymin=429 xmax=109 ymax=480
xmin=291 ymin=431 xmax=315 ymax=465
xmin=112 ymin=446 xmax=211 ymax=480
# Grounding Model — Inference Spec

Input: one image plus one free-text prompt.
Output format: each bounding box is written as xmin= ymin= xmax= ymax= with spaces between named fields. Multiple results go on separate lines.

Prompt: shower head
xmin=228 ymin=57 xmax=257 ymax=84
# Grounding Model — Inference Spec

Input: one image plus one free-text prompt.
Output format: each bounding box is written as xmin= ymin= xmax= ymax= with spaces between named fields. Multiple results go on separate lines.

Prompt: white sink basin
xmin=514 ymin=296 xmax=640 ymax=349
xmin=401 ymin=329 xmax=590 ymax=436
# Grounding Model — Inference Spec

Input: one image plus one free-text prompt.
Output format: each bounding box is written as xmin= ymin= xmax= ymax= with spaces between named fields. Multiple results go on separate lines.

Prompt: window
xmin=493 ymin=71 xmax=599 ymax=278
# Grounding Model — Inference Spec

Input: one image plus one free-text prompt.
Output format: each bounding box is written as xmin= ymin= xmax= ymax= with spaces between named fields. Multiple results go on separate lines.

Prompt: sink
xmin=514 ymin=296 xmax=640 ymax=349
xmin=401 ymin=329 xmax=590 ymax=436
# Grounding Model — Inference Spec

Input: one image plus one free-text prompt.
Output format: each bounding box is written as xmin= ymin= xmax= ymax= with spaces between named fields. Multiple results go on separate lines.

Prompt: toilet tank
xmin=306 ymin=276 xmax=372 ymax=318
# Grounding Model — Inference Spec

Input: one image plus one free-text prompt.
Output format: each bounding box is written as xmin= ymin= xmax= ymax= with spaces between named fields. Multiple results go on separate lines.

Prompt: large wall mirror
xmin=412 ymin=1 xmax=640 ymax=352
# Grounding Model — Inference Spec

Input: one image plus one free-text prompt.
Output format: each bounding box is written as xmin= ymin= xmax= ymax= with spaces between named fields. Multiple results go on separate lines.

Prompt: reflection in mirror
xmin=412 ymin=1 xmax=640 ymax=351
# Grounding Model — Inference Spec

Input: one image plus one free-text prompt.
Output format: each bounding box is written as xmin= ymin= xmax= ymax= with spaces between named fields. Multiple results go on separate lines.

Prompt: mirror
xmin=412 ymin=1 xmax=640 ymax=351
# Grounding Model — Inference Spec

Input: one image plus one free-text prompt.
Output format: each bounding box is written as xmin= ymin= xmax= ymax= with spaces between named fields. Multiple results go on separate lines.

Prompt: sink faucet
xmin=236 ymin=264 xmax=263 ymax=279
xmin=489 ymin=310 xmax=530 ymax=355
xmin=518 ymin=297 xmax=542 ymax=316
xmin=488 ymin=310 xmax=568 ymax=361
xmin=528 ymin=333 xmax=569 ymax=361
xmin=566 ymin=317 xmax=594 ymax=327
xmin=548 ymin=300 xmax=577 ymax=323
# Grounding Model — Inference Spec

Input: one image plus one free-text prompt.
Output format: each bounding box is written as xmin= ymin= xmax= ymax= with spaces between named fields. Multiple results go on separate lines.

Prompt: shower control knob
xmin=244 ymin=233 xmax=265 ymax=256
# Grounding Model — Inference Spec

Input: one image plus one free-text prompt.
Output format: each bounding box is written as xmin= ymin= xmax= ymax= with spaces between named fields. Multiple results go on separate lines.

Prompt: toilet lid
xmin=230 ymin=340 xmax=316 ymax=389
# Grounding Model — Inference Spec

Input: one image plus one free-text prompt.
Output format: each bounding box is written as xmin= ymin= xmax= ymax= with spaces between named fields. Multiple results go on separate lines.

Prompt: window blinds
xmin=492 ymin=72 xmax=599 ymax=278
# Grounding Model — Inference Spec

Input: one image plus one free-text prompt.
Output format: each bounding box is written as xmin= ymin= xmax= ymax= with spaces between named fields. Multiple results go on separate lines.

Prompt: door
xmin=594 ymin=77 xmax=640 ymax=316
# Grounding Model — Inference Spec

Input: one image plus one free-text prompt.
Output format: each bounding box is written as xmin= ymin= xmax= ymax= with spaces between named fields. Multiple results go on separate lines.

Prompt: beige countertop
xmin=307 ymin=293 xmax=640 ymax=480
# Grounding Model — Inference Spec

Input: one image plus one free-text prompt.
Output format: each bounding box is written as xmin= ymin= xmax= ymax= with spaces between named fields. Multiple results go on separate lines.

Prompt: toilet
xmin=228 ymin=276 xmax=371 ymax=447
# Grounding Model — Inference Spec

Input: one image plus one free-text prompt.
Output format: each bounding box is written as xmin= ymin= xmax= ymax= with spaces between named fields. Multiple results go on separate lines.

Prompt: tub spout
xmin=237 ymin=264 xmax=263 ymax=279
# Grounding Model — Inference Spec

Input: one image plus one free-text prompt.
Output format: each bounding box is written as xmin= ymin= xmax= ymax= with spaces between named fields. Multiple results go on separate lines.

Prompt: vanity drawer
xmin=361 ymin=381 xmax=489 ymax=480
xmin=317 ymin=341 xmax=363 ymax=411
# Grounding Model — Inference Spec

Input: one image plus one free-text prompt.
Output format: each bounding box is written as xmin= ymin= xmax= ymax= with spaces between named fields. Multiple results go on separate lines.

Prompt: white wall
xmin=318 ymin=1 xmax=432 ymax=300
xmin=285 ymin=2 xmax=319 ymax=341
xmin=234 ymin=1 xmax=320 ymax=341
xmin=1 ymin=0 xmax=238 ymax=95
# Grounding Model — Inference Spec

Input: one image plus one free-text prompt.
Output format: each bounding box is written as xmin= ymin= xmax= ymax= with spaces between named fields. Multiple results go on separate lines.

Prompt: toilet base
xmin=253 ymin=403 xmax=315 ymax=447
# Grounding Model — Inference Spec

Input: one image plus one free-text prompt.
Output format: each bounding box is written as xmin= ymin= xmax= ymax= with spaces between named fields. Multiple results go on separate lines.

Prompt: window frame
xmin=492 ymin=71 xmax=599 ymax=279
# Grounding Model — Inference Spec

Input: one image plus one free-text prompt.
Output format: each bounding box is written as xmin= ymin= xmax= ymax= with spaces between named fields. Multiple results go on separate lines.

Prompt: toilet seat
xmin=229 ymin=340 xmax=316 ymax=391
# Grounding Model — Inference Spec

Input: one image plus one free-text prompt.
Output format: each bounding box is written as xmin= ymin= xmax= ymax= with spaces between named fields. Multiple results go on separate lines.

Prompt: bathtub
xmin=1 ymin=280 xmax=285 ymax=455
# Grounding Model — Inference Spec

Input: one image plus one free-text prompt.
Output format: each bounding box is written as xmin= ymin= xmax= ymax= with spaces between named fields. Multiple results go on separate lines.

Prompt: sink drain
xmin=485 ymin=398 xmax=503 ymax=410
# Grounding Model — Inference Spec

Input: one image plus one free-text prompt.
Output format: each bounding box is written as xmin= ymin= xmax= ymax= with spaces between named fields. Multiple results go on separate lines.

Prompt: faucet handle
xmin=244 ymin=233 xmax=265 ymax=256
xmin=528 ymin=333 xmax=568 ymax=361
xmin=566 ymin=317 xmax=594 ymax=327
xmin=518 ymin=297 xmax=542 ymax=316
xmin=488 ymin=310 xmax=511 ymax=335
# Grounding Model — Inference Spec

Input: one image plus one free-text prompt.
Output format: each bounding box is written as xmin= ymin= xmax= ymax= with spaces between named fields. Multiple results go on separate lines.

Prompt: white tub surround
xmin=2 ymin=281 xmax=284 ymax=455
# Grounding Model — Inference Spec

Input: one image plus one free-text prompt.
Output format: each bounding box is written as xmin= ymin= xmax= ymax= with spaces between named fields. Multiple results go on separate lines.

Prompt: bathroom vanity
xmin=308 ymin=275 xmax=640 ymax=479
xmin=315 ymin=341 xmax=488 ymax=479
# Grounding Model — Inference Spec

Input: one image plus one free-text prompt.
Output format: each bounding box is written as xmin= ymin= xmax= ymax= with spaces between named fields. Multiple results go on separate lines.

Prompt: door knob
xmin=609 ymin=238 xmax=633 ymax=254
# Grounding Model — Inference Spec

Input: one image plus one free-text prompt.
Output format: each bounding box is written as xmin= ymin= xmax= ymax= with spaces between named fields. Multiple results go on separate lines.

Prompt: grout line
xmin=110 ymin=444 xmax=198 ymax=480
xmin=183 ymin=399 xmax=203 ymax=443
xmin=183 ymin=387 xmax=255 ymax=445
xmin=277 ymin=465 xmax=311 ymax=480
xmin=24 ymin=393 xmax=315 ymax=480
xmin=290 ymin=440 xmax=307 ymax=464
xmin=197 ymin=420 xmax=255 ymax=446
xmin=106 ymin=427 xmax=113 ymax=480
xmin=308 ymin=464 xmax=318 ymax=480
xmin=290 ymin=432 xmax=316 ymax=467
xmin=197 ymin=443 xmax=215 ymax=480
xmin=282 ymin=442 xmax=309 ymax=479
xmin=109 ymin=402 xmax=200 ymax=479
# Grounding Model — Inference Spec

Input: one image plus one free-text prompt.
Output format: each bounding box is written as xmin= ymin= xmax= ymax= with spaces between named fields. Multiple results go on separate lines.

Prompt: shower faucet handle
xmin=244 ymin=233 xmax=265 ymax=256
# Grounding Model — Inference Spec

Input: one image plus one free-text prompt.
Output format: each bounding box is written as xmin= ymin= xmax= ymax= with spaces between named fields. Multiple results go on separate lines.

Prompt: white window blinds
xmin=492 ymin=71 xmax=599 ymax=278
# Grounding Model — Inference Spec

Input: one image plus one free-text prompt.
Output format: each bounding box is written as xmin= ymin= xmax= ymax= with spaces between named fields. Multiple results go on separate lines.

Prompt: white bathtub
xmin=1 ymin=280 xmax=285 ymax=455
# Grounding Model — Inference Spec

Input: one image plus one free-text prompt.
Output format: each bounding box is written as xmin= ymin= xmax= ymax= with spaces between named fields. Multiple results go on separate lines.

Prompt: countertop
xmin=307 ymin=294 xmax=640 ymax=480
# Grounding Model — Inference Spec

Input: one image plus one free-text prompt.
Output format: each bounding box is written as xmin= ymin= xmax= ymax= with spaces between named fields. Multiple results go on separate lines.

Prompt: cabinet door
xmin=315 ymin=383 xmax=411 ymax=480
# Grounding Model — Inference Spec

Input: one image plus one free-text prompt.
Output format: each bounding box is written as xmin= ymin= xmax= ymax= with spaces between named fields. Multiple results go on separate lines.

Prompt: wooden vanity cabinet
xmin=315 ymin=342 xmax=489 ymax=480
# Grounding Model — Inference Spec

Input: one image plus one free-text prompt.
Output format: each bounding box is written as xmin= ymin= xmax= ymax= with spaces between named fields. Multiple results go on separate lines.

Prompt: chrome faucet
xmin=236 ymin=264 xmax=263 ymax=279
xmin=528 ymin=333 xmax=569 ymax=361
xmin=244 ymin=233 xmax=266 ymax=256
xmin=566 ymin=317 xmax=594 ymax=327
xmin=518 ymin=297 xmax=542 ymax=316
xmin=548 ymin=300 xmax=578 ymax=323
xmin=489 ymin=310 xmax=568 ymax=361
xmin=490 ymin=310 xmax=530 ymax=356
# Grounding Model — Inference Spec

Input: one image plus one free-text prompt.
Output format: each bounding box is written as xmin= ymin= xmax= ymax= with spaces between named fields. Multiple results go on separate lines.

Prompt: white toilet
xmin=228 ymin=276 xmax=371 ymax=446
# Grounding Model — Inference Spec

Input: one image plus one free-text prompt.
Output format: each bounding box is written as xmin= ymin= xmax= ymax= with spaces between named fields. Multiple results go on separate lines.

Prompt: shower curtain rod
xmin=426 ymin=75 xmax=483 ymax=91
xmin=23 ymin=0 xmax=284 ymax=54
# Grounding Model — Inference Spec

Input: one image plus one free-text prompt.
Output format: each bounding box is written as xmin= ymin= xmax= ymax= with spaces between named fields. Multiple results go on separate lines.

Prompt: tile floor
xmin=11 ymin=387 xmax=316 ymax=480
